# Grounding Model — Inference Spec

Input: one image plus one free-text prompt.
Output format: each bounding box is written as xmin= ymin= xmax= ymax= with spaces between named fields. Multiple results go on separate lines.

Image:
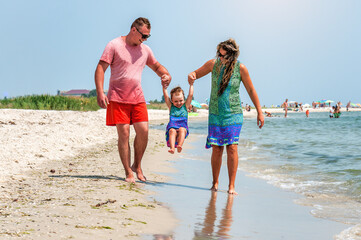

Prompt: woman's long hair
xmin=216 ymin=39 xmax=240 ymax=96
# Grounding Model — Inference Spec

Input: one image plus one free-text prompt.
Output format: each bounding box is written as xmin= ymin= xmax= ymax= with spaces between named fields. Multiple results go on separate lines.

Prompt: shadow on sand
xmin=49 ymin=175 xmax=209 ymax=191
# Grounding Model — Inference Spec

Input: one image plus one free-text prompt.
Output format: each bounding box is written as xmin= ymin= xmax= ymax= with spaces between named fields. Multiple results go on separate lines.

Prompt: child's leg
xmin=168 ymin=128 xmax=177 ymax=154
xmin=176 ymin=127 xmax=187 ymax=153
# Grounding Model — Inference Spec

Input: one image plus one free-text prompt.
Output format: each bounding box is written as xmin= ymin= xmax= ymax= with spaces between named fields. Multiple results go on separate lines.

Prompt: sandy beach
xmin=1 ymin=108 xmax=360 ymax=239
xmin=0 ymin=108 xmax=180 ymax=239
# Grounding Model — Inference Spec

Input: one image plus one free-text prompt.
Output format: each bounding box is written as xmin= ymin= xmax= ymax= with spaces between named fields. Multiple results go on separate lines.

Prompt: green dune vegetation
xmin=0 ymin=95 xmax=100 ymax=111
xmin=0 ymin=95 xmax=170 ymax=111
xmin=146 ymin=102 xmax=168 ymax=110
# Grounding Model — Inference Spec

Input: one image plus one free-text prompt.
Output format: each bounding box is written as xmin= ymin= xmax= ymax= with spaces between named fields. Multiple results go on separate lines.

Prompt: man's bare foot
xmin=131 ymin=166 xmax=147 ymax=182
xmin=177 ymin=145 xmax=182 ymax=153
xmin=125 ymin=174 xmax=136 ymax=183
xmin=168 ymin=148 xmax=175 ymax=154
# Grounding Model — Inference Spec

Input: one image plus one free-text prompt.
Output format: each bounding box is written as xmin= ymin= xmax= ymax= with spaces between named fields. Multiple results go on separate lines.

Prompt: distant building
xmin=58 ymin=89 xmax=90 ymax=97
xmin=57 ymin=89 xmax=108 ymax=97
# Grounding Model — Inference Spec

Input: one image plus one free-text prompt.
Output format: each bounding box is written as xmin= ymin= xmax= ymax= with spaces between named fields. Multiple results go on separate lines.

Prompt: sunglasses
xmin=135 ymin=28 xmax=151 ymax=39
xmin=218 ymin=52 xmax=228 ymax=59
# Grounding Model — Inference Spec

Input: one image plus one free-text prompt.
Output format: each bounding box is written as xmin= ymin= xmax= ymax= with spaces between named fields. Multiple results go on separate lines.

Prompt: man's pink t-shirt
xmin=100 ymin=37 xmax=157 ymax=104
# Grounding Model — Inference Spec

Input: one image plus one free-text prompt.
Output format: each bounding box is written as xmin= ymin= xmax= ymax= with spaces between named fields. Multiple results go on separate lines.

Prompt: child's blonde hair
xmin=170 ymin=86 xmax=185 ymax=100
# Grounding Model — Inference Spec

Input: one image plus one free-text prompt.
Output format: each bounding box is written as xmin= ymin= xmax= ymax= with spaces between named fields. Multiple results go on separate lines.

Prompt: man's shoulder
xmin=141 ymin=43 xmax=152 ymax=51
xmin=108 ymin=36 xmax=124 ymax=47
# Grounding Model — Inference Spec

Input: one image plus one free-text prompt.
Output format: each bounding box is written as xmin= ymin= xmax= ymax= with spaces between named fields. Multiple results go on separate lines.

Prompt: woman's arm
xmin=188 ymin=59 xmax=215 ymax=84
xmin=240 ymin=63 xmax=264 ymax=129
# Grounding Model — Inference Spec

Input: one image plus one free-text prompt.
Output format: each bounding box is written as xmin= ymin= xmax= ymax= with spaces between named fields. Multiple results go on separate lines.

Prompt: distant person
xmin=265 ymin=111 xmax=272 ymax=117
xmin=346 ymin=101 xmax=351 ymax=111
xmin=306 ymin=109 xmax=309 ymax=118
xmin=163 ymin=84 xmax=194 ymax=154
xmin=337 ymin=101 xmax=342 ymax=109
xmin=330 ymin=107 xmax=334 ymax=118
xmin=282 ymin=99 xmax=288 ymax=117
xmin=188 ymin=38 xmax=264 ymax=194
xmin=299 ymin=102 xmax=303 ymax=112
xmin=334 ymin=105 xmax=341 ymax=118
xmin=94 ymin=17 xmax=172 ymax=183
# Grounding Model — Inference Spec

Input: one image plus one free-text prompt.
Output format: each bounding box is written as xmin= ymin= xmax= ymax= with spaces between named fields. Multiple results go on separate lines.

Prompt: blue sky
xmin=1 ymin=0 xmax=360 ymax=106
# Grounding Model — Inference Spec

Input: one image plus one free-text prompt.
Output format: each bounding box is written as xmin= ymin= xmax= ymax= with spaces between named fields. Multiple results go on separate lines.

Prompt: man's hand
xmin=188 ymin=72 xmax=196 ymax=85
xmin=97 ymin=92 xmax=109 ymax=109
xmin=161 ymin=74 xmax=171 ymax=89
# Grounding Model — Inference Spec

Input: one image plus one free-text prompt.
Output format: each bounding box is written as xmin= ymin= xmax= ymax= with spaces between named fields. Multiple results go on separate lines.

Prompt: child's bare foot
xmin=177 ymin=145 xmax=182 ymax=153
xmin=168 ymin=148 xmax=175 ymax=154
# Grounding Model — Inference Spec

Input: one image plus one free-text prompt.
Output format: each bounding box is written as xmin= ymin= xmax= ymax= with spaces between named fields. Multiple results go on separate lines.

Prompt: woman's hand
xmin=257 ymin=112 xmax=265 ymax=129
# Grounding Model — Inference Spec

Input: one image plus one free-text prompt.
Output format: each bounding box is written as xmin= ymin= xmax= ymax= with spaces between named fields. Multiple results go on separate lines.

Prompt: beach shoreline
xmin=143 ymin=135 xmax=354 ymax=239
xmin=1 ymin=108 xmax=359 ymax=239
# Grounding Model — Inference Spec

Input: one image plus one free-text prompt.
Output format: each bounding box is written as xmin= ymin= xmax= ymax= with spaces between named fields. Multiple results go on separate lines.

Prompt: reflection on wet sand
xmin=153 ymin=234 xmax=173 ymax=240
xmin=194 ymin=191 xmax=234 ymax=239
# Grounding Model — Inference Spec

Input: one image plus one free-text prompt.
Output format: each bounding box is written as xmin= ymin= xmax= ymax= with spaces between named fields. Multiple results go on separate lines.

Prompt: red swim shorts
xmin=106 ymin=101 xmax=148 ymax=126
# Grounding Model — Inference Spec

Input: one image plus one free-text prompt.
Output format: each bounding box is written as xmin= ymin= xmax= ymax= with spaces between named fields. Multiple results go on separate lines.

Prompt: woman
xmin=188 ymin=39 xmax=264 ymax=194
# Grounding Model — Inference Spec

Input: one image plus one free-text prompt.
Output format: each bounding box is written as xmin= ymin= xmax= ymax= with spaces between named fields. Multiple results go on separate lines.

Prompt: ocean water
xmin=147 ymin=111 xmax=361 ymax=239
xmin=236 ymin=111 xmax=361 ymax=224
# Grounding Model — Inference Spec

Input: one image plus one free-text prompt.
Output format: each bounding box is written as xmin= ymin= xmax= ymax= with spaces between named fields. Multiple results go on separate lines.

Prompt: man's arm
xmin=94 ymin=60 xmax=110 ymax=108
xmin=148 ymin=62 xmax=172 ymax=88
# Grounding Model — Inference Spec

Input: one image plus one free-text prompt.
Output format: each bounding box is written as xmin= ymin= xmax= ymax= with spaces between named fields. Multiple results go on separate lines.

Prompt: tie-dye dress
xmin=206 ymin=60 xmax=243 ymax=149
xmin=165 ymin=104 xmax=189 ymax=147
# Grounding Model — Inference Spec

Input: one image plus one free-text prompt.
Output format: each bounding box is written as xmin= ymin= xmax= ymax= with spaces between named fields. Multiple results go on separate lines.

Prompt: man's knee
xmin=116 ymin=125 xmax=130 ymax=140
xmin=134 ymin=122 xmax=149 ymax=136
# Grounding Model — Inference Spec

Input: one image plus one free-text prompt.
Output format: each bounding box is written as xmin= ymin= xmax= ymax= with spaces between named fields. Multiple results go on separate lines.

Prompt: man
xmin=283 ymin=99 xmax=288 ymax=117
xmin=94 ymin=17 xmax=171 ymax=183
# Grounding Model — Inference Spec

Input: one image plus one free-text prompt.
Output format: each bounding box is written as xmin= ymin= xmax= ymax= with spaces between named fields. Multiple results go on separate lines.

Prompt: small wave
xmin=335 ymin=224 xmax=361 ymax=240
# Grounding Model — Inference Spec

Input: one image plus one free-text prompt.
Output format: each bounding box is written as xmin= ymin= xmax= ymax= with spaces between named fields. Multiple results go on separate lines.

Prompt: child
xmin=163 ymin=83 xmax=194 ymax=154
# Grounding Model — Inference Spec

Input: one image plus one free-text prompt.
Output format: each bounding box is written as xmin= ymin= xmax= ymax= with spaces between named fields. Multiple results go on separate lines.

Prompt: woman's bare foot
xmin=177 ymin=145 xmax=182 ymax=153
xmin=210 ymin=182 xmax=218 ymax=191
xmin=227 ymin=186 xmax=238 ymax=195
xmin=168 ymin=148 xmax=175 ymax=154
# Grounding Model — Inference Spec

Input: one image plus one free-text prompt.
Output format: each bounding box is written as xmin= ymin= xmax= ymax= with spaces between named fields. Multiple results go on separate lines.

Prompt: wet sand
xmin=143 ymin=134 xmax=353 ymax=240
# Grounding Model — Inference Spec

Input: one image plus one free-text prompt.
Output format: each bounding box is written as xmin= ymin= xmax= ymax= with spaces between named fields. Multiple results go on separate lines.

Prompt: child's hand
xmin=188 ymin=72 xmax=196 ymax=85
xmin=161 ymin=74 xmax=171 ymax=88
